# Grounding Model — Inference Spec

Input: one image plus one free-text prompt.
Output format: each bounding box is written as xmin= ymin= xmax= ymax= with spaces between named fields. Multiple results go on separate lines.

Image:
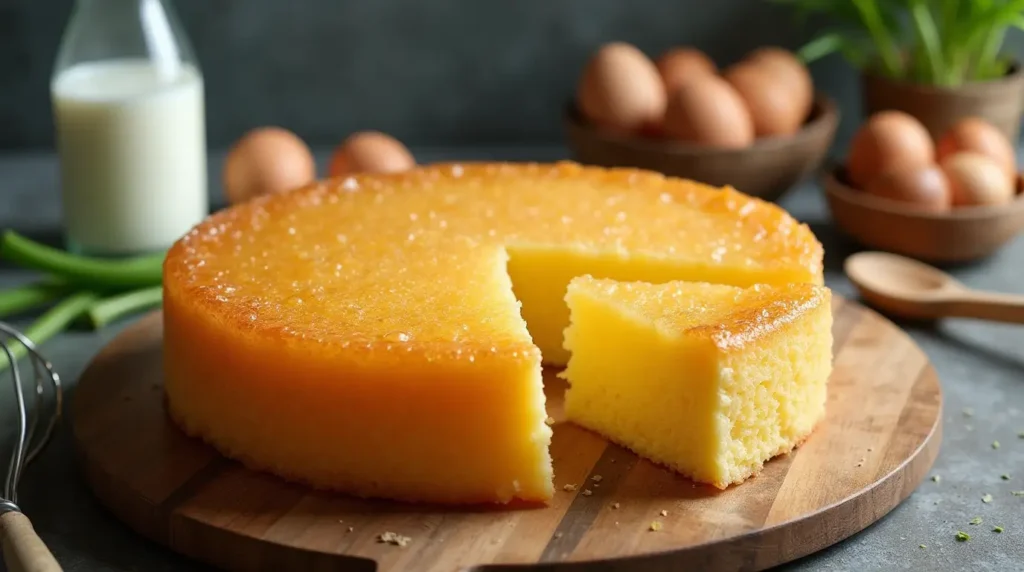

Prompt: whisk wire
xmin=0 ymin=321 xmax=62 ymax=512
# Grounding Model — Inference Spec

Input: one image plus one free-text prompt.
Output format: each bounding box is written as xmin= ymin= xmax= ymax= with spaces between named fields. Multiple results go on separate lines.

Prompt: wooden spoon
xmin=844 ymin=251 xmax=1024 ymax=323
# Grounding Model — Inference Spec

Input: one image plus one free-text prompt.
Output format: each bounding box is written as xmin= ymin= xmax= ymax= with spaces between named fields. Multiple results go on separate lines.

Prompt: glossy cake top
xmin=164 ymin=162 xmax=823 ymax=350
xmin=568 ymin=276 xmax=831 ymax=350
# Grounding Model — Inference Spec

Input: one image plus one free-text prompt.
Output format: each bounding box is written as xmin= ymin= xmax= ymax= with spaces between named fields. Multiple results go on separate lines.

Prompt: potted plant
xmin=777 ymin=0 xmax=1024 ymax=141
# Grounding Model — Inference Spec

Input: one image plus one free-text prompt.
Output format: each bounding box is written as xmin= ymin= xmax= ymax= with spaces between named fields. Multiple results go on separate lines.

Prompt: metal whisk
xmin=0 ymin=322 xmax=63 ymax=572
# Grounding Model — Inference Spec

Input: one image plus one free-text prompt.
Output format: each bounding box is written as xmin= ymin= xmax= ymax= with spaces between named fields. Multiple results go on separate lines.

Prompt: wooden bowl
xmin=823 ymin=166 xmax=1024 ymax=263
xmin=564 ymin=94 xmax=839 ymax=202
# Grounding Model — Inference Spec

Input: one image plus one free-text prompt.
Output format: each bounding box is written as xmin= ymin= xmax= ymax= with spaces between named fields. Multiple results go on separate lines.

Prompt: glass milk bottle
xmin=51 ymin=0 xmax=208 ymax=256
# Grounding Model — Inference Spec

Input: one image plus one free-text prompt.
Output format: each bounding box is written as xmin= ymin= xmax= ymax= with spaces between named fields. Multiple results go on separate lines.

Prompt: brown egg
xmin=577 ymin=42 xmax=667 ymax=134
xmin=744 ymin=46 xmax=814 ymax=116
xmin=655 ymin=47 xmax=717 ymax=93
xmin=723 ymin=62 xmax=804 ymax=137
xmin=223 ymin=127 xmax=316 ymax=205
xmin=937 ymin=118 xmax=1017 ymax=182
xmin=847 ymin=111 xmax=934 ymax=189
xmin=863 ymin=165 xmax=951 ymax=212
xmin=329 ymin=131 xmax=416 ymax=177
xmin=940 ymin=152 xmax=1016 ymax=207
xmin=662 ymin=75 xmax=754 ymax=148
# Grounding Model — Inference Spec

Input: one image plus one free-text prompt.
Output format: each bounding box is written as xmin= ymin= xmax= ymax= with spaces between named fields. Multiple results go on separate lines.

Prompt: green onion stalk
xmin=0 ymin=231 xmax=165 ymax=290
xmin=0 ymin=291 xmax=99 ymax=373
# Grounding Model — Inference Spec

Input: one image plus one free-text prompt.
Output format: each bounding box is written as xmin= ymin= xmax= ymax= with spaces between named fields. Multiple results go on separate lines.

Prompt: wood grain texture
xmin=71 ymin=296 xmax=942 ymax=572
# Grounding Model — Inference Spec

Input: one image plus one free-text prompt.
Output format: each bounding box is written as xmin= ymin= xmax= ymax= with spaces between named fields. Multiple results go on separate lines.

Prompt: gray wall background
xmin=3 ymin=0 xmax=1024 ymax=152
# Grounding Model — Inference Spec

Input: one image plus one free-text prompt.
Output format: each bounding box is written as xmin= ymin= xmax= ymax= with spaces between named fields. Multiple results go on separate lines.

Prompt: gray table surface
xmin=1 ymin=147 xmax=1022 ymax=572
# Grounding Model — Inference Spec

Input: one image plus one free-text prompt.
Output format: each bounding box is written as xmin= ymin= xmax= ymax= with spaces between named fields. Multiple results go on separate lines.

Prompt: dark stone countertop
xmin=1 ymin=147 xmax=1022 ymax=572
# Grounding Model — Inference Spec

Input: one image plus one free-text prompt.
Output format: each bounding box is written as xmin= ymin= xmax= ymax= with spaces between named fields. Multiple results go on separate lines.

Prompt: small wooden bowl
xmin=823 ymin=166 xmax=1024 ymax=263
xmin=564 ymin=94 xmax=839 ymax=202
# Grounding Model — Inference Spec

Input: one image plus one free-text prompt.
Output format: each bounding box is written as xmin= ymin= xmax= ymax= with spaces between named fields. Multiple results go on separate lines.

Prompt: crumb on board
xmin=545 ymin=416 xmax=555 ymax=426
xmin=347 ymin=526 xmax=354 ymax=533
xmin=963 ymin=408 xmax=974 ymax=417
xmin=554 ymin=532 xmax=563 ymax=539
xmin=919 ymin=544 xmax=926 ymax=549
xmin=992 ymin=441 xmax=1001 ymax=450
xmin=563 ymin=483 xmax=578 ymax=492
xmin=955 ymin=531 xmax=970 ymax=542
xmin=582 ymin=489 xmax=593 ymax=497
xmin=982 ymin=494 xmax=993 ymax=504
xmin=932 ymin=475 xmax=941 ymax=483
xmin=378 ymin=532 xmax=411 ymax=547
xmin=591 ymin=475 xmax=603 ymax=483
xmin=969 ymin=517 xmax=983 ymax=525
xmin=611 ymin=502 xmax=620 ymax=509
xmin=1018 ymin=431 xmax=1024 ymax=439
xmin=993 ymin=526 xmax=1004 ymax=533
xmin=649 ymin=521 xmax=662 ymax=532
xmin=660 ymin=510 xmax=668 ymax=517
xmin=1002 ymin=474 xmax=1011 ymax=481
xmin=1011 ymin=491 xmax=1024 ymax=496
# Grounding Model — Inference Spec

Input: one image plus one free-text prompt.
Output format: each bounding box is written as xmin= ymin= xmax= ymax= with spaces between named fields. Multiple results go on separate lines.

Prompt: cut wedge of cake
xmin=562 ymin=276 xmax=833 ymax=489
xmin=162 ymin=162 xmax=825 ymax=504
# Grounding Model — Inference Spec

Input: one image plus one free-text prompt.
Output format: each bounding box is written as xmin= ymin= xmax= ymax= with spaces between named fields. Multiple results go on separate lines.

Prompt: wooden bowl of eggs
xmin=824 ymin=112 xmax=1024 ymax=263
xmin=564 ymin=42 xmax=839 ymax=202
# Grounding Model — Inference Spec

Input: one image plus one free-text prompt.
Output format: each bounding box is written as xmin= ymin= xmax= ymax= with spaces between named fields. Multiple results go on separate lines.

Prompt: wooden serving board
xmin=72 ymin=296 xmax=942 ymax=572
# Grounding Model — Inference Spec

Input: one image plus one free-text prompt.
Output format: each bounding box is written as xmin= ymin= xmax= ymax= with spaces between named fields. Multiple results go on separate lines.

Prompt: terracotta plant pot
xmin=862 ymin=64 xmax=1024 ymax=142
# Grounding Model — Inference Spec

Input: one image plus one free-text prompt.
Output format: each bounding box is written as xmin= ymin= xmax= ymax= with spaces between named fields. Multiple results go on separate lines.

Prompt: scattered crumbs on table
xmin=544 ymin=416 xmax=555 ymax=426
xmin=963 ymin=408 xmax=974 ymax=417
xmin=867 ymin=447 xmax=873 ymax=452
xmin=1001 ymin=474 xmax=1011 ymax=481
xmin=982 ymin=494 xmax=993 ymax=504
xmin=649 ymin=521 xmax=662 ymax=532
xmin=969 ymin=517 xmax=983 ymax=525
xmin=554 ymin=532 xmax=563 ymax=539
xmin=932 ymin=475 xmax=941 ymax=483
xmin=992 ymin=441 xmax=1001 ymax=450
xmin=993 ymin=526 xmax=1004 ymax=533
xmin=582 ymin=489 xmax=593 ymax=497
xmin=347 ymin=526 xmax=354 ymax=533
xmin=1011 ymin=491 xmax=1024 ymax=497
xmin=955 ymin=531 xmax=970 ymax=542
xmin=378 ymin=531 xmax=411 ymax=547
xmin=591 ymin=475 xmax=603 ymax=483
xmin=900 ymin=536 xmax=906 ymax=541
xmin=919 ymin=544 xmax=926 ymax=549
xmin=563 ymin=483 xmax=578 ymax=492
xmin=660 ymin=509 xmax=668 ymax=517
xmin=611 ymin=502 xmax=620 ymax=510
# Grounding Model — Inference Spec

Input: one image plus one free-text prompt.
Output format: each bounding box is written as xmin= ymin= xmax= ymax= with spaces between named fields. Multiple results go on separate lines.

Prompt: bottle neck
xmin=55 ymin=0 xmax=196 ymax=77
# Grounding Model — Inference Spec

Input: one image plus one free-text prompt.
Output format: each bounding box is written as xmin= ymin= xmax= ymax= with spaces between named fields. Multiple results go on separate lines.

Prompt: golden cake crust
xmin=164 ymin=161 xmax=824 ymax=359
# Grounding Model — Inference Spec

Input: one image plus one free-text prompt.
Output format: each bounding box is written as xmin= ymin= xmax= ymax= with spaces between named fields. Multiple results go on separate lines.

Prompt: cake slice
xmin=561 ymin=276 xmax=833 ymax=489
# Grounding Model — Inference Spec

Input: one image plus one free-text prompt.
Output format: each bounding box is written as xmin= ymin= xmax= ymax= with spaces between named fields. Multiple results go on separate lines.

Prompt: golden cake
xmin=162 ymin=162 xmax=824 ymax=504
xmin=562 ymin=277 xmax=833 ymax=489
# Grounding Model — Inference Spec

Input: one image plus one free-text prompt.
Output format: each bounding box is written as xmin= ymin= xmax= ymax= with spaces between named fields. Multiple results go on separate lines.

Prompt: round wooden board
xmin=72 ymin=295 xmax=942 ymax=572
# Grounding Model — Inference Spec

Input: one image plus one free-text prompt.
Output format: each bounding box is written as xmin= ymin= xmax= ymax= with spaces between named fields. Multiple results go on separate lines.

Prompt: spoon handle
xmin=944 ymin=290 xmax=1024 ymax=324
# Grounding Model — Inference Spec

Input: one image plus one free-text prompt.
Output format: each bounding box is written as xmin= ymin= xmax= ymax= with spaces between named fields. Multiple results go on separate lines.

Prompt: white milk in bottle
xmin=51 ymin=0 xmax=207 ymax=256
